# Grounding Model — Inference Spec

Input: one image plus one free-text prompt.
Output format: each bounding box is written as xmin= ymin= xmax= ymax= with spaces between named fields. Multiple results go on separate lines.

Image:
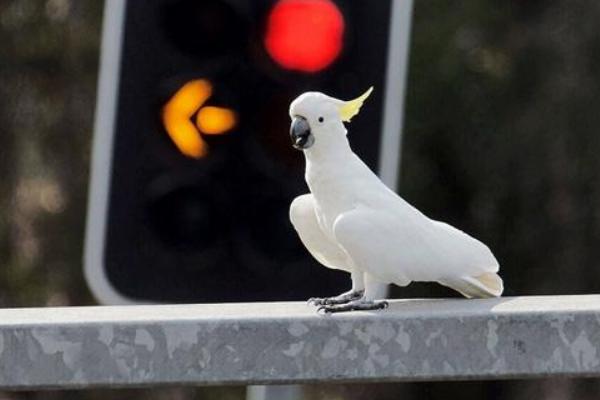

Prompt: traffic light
xmin=85 ymin=0 xmax=411 ymax=304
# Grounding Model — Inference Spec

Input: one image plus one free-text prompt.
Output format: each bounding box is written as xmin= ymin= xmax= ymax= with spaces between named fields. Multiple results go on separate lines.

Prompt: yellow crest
xmin=338 ymin=86 xmax=374 ymax=122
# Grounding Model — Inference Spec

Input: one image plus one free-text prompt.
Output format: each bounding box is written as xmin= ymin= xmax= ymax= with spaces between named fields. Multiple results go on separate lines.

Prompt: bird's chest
xmin=314 ymin=198 xmax=347 ymax=235
xmin=305 ymin=156 xmax=366 ymax=238
xmin=310 ymin=182 xmax=358 ymax=239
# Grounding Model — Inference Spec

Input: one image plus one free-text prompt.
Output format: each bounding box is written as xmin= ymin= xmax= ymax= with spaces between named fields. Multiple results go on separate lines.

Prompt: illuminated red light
xmin=264 ymin=0 xmax=345 ymax=73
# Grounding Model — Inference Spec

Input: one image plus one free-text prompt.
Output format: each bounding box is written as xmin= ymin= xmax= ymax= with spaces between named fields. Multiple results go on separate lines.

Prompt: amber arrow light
xmin=162 ymin=79 xmax=237 ymax=158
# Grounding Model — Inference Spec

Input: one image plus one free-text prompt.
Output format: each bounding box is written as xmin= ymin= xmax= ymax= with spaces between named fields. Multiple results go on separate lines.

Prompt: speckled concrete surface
xmin=0 ymin=295 xmax=599 ymax=389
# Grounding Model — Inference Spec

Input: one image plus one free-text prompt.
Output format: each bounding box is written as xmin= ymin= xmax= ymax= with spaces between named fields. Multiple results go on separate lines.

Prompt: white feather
xmin=289 ymin=194 xmax=350 ymax=272
xmin=288 ymin=91 xmax=503 ymax=299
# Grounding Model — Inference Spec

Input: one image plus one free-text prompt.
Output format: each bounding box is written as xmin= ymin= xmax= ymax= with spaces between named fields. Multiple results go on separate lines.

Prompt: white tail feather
xmin=438 ymin=272 xmax=503 ymax=299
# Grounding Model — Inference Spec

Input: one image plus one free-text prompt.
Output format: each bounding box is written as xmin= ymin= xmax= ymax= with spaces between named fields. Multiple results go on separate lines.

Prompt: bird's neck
xmin=303 ymin=134 xmax=352 ymax=165
xmin=303 ymin=136 xmax=357 ymax=190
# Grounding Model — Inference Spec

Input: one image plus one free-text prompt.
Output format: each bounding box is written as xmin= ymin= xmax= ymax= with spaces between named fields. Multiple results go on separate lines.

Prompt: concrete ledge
xmin=1 ymin=295 xmax=600 ymax=389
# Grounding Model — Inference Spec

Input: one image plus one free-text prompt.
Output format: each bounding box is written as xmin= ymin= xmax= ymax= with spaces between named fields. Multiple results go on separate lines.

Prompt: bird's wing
xmin=429 ymin=220 xmax=499 ymax=273
xmin=289 ymin=194 xmax=350 ymax=271
xmin=332 ymin=207 xmax=498 ymax=285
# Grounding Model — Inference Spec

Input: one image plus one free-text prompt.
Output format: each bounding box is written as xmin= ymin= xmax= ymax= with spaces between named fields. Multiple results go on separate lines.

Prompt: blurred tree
xmin=400 ymin=0 xmax=600 ymax=299
xmin=0 ymin=0 xmax=101 ymax=306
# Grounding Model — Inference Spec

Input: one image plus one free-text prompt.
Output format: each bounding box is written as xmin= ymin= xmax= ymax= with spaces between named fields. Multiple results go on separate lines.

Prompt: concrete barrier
xmin=1 ymin=296 xmax=599 ymax=390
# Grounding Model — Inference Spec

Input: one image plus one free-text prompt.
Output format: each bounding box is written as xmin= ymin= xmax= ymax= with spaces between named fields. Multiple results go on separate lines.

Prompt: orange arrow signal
xmin=162 ymin=79 xmax=237 ymax=159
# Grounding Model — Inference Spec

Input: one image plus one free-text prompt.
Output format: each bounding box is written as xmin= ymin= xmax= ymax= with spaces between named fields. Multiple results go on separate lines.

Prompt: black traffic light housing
xmin=85 ymin=0 xmax=409 ymax=304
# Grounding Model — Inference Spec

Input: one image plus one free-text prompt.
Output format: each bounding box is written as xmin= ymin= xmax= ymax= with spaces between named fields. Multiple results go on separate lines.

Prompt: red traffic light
xmin=264 ymin=0 xmax=345 ymax=73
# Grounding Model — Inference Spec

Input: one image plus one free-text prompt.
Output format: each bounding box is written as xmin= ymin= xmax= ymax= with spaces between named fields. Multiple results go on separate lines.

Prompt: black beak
xmin=290 ymin=116 xmax=315 ymax=150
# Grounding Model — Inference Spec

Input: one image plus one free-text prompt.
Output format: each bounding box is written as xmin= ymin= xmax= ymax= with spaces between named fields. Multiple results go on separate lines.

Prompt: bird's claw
xmin=307 ymin=297 xmax=326 ymax=306
xmin=317 ymin=299 xmax=389 ymax=314
xmin=307 ymin=290 xmax=364 ymax=306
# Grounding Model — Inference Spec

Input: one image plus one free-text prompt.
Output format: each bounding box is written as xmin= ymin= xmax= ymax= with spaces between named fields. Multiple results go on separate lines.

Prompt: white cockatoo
xmin=288 ymin=87 xmax=503 ymax=313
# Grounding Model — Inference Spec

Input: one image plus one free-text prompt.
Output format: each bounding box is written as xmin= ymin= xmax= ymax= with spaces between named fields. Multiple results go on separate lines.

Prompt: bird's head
xmin=288 ymin=87 xmax=373 ymax=151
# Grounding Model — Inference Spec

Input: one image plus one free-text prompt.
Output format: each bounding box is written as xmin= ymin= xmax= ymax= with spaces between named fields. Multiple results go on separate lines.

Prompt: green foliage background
xmin=2 ymin=0 xmax=600 ymax=398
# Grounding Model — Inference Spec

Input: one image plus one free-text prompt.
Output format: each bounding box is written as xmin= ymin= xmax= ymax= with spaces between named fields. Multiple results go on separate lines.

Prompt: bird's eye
xmin=318 ymin=117 xmax=324 ymax=123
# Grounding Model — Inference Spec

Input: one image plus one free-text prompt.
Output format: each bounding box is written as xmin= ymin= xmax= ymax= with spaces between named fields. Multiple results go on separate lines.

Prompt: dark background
xmin=2 ymin=0 xmax=600 ymax=398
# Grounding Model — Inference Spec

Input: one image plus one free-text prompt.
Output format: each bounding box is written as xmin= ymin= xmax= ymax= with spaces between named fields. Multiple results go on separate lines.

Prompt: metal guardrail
xmin=1 ymin=295 xmax=599 ymax=390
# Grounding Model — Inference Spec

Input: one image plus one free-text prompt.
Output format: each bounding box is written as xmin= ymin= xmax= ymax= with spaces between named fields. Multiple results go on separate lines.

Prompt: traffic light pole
xmin=371 ymin=0 xmax=415 ymax=301
xmin=379 ymin=0 xmax=414 ymax=191
xmin=248 ymin=1 xmax=414 ymax=399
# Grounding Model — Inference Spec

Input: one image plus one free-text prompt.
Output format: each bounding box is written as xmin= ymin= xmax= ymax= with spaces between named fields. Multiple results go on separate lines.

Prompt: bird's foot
xmin=308 ymin=290 xmax=364 ymax=306
xmin=317 ymin=299 xmax=389 ymax=314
